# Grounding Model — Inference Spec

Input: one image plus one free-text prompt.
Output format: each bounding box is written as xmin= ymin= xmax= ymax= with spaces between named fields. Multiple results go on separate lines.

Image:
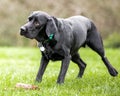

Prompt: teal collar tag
xmin=43 ymin=34 xmax=54 ymax=44
xmin=49 ymin=34 xmax=54 ymax=40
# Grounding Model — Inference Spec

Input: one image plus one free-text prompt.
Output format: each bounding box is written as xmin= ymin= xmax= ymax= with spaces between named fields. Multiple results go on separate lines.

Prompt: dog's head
xmin=20 ymin=11 xmax=58 ymax=40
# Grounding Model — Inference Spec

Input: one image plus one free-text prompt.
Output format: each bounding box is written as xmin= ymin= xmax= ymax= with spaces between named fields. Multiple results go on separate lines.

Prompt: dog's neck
xmin=35 ymin=27 xmax=57 ymax=48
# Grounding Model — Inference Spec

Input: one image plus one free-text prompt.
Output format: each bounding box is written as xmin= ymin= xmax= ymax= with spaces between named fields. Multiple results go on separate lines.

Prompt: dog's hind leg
xmin=71 ymin=53 xmax=86 ymax=78
xmin=86 ymin=22 xmax=118 ymax=76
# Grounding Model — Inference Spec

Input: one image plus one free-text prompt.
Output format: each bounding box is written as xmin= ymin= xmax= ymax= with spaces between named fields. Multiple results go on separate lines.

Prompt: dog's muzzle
xmin=20 ymin=26 xmax=27 ymax=35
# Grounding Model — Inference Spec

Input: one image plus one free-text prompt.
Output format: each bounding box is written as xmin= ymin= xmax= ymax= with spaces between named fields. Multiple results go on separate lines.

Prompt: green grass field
xmin=0 ymin=47 xmax=120 ymax=96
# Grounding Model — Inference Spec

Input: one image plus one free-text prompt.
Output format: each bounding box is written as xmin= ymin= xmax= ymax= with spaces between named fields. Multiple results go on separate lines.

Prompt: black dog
xmin=20 ymin=11 xmax=118 ymax=84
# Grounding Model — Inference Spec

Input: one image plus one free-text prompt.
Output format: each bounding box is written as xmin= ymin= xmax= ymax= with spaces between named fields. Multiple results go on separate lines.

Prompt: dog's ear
xmin=46 ymin=17 xmax=58 ymax=38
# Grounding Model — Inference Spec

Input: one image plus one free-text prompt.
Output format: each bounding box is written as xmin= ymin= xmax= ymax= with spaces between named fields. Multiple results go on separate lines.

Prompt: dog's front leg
xmin=57 ymin=55 xmax=71 ymax=84
xmin=35 ymin=56 xmax=49 ymax=82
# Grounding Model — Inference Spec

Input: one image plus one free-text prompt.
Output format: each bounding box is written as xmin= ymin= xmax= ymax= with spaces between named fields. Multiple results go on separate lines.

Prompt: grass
xmin=0 ymin=47 xmax=120 ymax=96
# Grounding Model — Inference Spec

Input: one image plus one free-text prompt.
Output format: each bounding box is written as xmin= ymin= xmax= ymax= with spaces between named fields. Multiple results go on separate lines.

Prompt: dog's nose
xmin=20 ymin=26 xmax=26 ymax=35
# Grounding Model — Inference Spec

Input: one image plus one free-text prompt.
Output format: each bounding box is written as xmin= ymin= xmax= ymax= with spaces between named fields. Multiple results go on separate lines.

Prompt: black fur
xmin=20 ymin=11 xmax=118 ymax=84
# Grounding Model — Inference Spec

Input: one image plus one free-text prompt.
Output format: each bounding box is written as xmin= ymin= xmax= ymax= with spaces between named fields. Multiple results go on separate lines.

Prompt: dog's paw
xmin=35 ymin=78 xmax=42 ymax=83
xmin=109 ymin=68 xmax=118 ymax=77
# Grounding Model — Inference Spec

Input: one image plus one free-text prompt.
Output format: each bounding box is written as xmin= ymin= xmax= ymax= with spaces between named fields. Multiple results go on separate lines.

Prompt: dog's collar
xmin=38 ymin=34 xmax=54 ymax=51
xmin=43 ymin=33 xmax=54 ymax=43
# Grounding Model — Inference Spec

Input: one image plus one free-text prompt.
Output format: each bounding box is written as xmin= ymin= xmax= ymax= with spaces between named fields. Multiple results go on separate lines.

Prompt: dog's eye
xmin=34 ymin=21 xmax=40 ymax=27
xmin=28 ymin=17 xmax=33 ymax=21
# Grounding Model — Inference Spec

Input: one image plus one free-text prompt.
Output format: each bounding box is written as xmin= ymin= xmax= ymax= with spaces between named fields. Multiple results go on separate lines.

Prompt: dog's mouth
xmin=20 ymin=26 xmax=37 ymax=39
xmin=20 ymin=29 xmax=33 ymax=39
xmin=20 ymin=30 xmax=25 ymax=36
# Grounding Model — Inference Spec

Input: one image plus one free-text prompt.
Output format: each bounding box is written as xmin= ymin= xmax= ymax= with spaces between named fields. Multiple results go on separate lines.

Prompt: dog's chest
xmin=38 ymin=42 xmax=65 ymax=61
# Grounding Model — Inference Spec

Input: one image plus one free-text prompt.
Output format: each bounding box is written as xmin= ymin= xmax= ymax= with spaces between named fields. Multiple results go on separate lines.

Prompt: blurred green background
xmin=0 ymin=0 xmax=120 ymax=48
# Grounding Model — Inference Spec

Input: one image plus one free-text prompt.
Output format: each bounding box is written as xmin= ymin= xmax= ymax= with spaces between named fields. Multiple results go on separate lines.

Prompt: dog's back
xmin=57 ymin=16 xmax=92 ymax=54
